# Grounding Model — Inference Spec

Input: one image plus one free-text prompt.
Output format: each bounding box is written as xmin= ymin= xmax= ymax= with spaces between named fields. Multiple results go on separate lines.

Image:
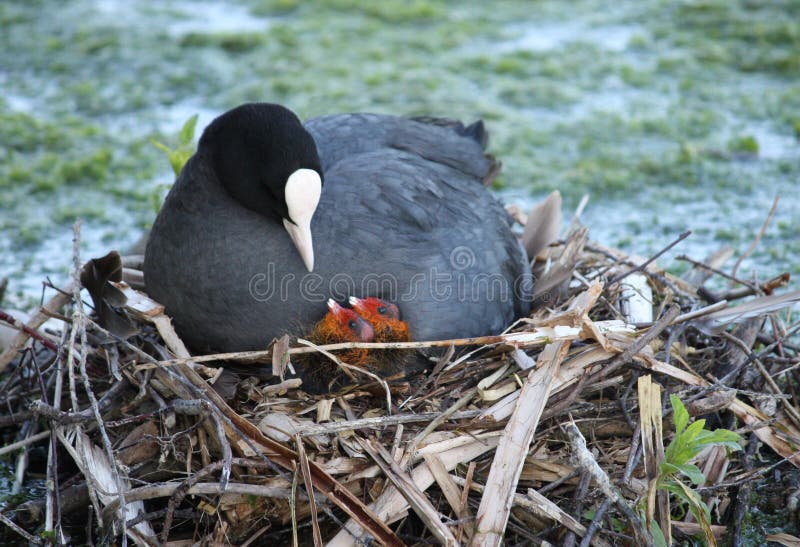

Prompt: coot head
xmin=315 ymin=299 xmax=375 ymax=343
xmin=348 ymin=296 xmax=411 ymax=342
xmin=200 ymin=103 xmax=323 ymax=271
xmin=349 ymin=296 xmax=401 ymax=321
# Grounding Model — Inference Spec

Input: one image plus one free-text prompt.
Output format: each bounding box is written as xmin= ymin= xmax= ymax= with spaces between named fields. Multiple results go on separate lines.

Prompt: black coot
xmin=144 ymin=103 xmax=531 ymax=353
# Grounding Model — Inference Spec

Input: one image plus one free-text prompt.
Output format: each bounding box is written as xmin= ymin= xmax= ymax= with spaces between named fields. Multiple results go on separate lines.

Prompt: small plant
xmin=727 ymin=134 xmax=759 ymax=156
xmin=150 ymin=114 xmax=198 ymax=213
xmin=657 ymin=394 xmax=742 ymax=545
xmin=151 ymin=114 xmax=198 ymax=178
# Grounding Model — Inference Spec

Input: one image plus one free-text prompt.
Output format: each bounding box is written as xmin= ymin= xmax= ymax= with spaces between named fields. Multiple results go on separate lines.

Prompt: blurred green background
xmin=1 ymin=0 xmax=799 ymax=307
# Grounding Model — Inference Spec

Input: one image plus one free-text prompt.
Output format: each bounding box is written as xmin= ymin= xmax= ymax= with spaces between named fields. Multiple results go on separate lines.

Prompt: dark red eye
xmin=348 ymin=320 xmax=357 ymax=330
xmin=377 ymin=306 xmax=387 ymax=315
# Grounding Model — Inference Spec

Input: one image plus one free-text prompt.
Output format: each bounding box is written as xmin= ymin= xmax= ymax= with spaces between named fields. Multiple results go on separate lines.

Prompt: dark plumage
xmin=144 ymin=103 xmax=531 ymax=354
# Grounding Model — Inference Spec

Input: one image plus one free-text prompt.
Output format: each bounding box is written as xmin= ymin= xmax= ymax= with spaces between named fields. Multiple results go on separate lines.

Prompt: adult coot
xmin=144 ymin=103 xmax=531 ymax=353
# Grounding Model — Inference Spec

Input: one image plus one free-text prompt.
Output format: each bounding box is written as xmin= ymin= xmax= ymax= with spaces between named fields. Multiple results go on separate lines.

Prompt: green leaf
xmin=696 ymin=428 xmax=742 ymax=447
xmin=676 ymin=463 xmax=706 ymax=485
xmin=660 ymin=480 xmax=690 ymax=504
xmin=651 ymin=520 xmax=668 ymax=547
xmin=150 ymin=115 xmax=198 ymax=177
xmin=683 ymin=418 xmax=707 ymax=443
xmin=659 ymin=396 xmax=744 ymax=546
xmin=173 ymin=150 xmax=192 ymax=176
xmin=671 ymin=394 xmax=689 ymax=435
xmin=179 ymin=114 xmax=199 ymax=146
xmin=675 ymin=481 xmax=714 ymax=542
xmin=610 ymin=517 xmax=626 ymax=533
xmin=661 ymin=461 xmax=706 ymax=485
xmin=660 ymin=461 xmax=679 ymax=477
xmin=150 ymin=182 xmax=172 ymax=214
xmin=665 ymin=437 xmax=695 ymax=466
xmin=150 ymin=139 xmax=171 ymax=155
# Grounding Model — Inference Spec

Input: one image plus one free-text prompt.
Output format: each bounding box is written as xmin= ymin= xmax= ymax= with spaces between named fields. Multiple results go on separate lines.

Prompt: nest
xmin=1 ymin=197 xmax=799 ymax=546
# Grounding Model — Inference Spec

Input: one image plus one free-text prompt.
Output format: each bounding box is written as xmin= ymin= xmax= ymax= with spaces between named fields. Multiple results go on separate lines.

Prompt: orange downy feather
xmin=293 ymin=300 xmax=374 ymax=393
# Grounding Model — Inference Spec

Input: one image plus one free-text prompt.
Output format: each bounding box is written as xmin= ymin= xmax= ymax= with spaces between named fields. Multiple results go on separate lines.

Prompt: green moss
xmin=180 ymin=32 xmax=265 ymax=52
xmin=77 ymin=32 xmax=119 ymax=55
xmin=619 ymin=64 xmax=652 ymax=87
xmin=714 ymin=228 xmax=740 ymax=242
xmin=792 ymin=119 xmax=800 ymax=138
xmin=16 ymin=223 xmax=47 ymax=246
xmin=52 ymin=203 xmax=106 ymax=224
xmin=58 ymin=147 xmax=113 ymax=184
xmin=322 ymin=0 xmax=442 ymax=22
xmin=253 ymin=0 xmax=301 ymax=15
xmin=665 ymin=0 xmax=800 ymax=75
xmin=727 ymin=135 xmax=759 ymax=156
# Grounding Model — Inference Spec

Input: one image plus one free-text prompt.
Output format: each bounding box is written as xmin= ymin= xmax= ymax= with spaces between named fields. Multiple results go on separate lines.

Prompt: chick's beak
xmin=283 ymin=218 xmax=315 ymax=271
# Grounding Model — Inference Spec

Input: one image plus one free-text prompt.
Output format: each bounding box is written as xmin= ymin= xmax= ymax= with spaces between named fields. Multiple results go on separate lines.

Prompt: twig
xmin=73 ymin=221 xmax=129 ymax=544
xmin=732 ymin=433 xmax=759 ymax=546
xmin=361 ymin=437 xmax=458 ymax=546
xmin=144 ymin=314 xmax=405 ymax=546
xmin=0 ymin=282 xmax=74 ymax=373
xmin=473 ymin=341 xmax=567 ymax=547
xmin=46 ymin=326 xmax=70 ymax=545
xmin=105 ymin=480 xmax=323 ymax=514
xmin=28 ymin=379 xmax=130 ymax=424
xmin=160 ymin=455 xmax=248 ymax=543
xmin=565 ymin=419 xmax=652 ymax=545
xmin=143 ymin=320 xmax=635 ymax=371
xmin=571 ymin=194 xmax=590 ymax=226
xmin=722 ymin=331 xmax=800 ymax=429
xmin=0 ymin=309 xmax=59 ymax=351
xmin=608 ymin=230 xmax=691 ymax=285
xmin=718 ymin=321 xmax=800 ymax=386
xmin=719 ymin=273 xmax=790 ymax=301
xmin=296 ymin=435 xmax=323 ymax=547
xmin=0 ymin=430 xmax=51 ymax=457
xmin=450 ymin=476 xmax=611 ymax=547
xmin=11 ymin=421 xmax=36 ymax=495
xmin=296 ymin=409 xmax=481 ymax=436
xmin=290 ymin=464 xmax=299 ymax=547
xmin=564 ymin=472 xmax=590 ymax=547
xmin=0 ymin=510 xmax=42 ymax=545
xmin=730 ymin=195 xmax=779 ymax=283
xmin=579 ymin=498 xmax=612 ymax=547
xmin=542 ymin=369 xmax=589 ymax=421
xmin=296 ymin=337 xmax=392 ymax=412
xmin=406 ymin=388 xmax=478 ymax=466
xmin=670 ymin=300 xmax=729 ymax=325
xmin=591 ymin=305 xmax=681 ymax=384
xmin=676 ymin=254 xmax=758 ymax=292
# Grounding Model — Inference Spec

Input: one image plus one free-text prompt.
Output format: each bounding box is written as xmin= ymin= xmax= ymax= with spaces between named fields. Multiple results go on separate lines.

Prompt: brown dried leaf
xmin=272 ymin=334 xmax=292 ymax=378
xmin=522 ymin=190 xmax=562 ymax=260
xmin=117 ymin=420 xmax=159 ymax=466
xmin=80 ymin=251 xmax=138 ymax=338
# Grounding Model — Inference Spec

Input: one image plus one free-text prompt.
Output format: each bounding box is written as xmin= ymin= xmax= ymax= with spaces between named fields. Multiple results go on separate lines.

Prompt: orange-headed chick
xmin=294 ymin=299 xmax=375 ymax=393
xmin=349 ymin=296 xmax=411 ymax=343
xmin=349 ymin=296 xmax=419 ymax=380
